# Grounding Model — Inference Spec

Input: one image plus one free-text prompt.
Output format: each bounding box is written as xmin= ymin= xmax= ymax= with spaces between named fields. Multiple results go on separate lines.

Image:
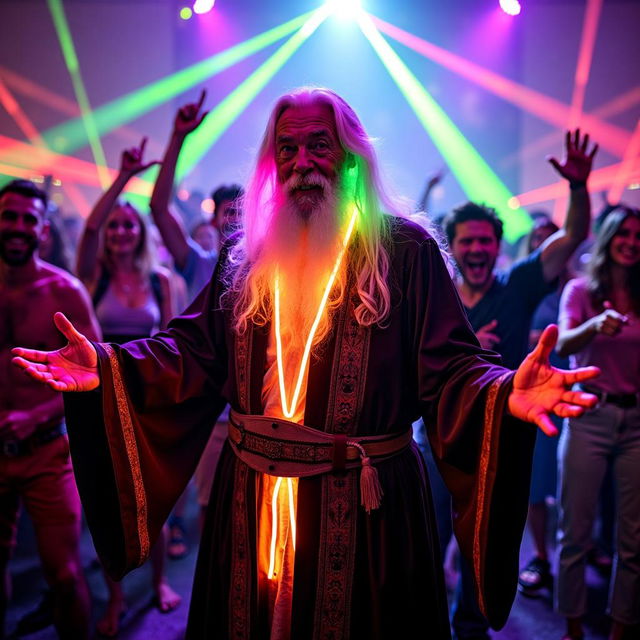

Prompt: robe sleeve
xmin=63 ymin=258 xmax=229 ymax=580
xmin=412 ymin=236 xmax=536 ymax=630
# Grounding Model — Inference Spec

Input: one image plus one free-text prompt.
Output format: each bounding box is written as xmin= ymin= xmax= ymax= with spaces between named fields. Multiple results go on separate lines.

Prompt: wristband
xmin=569 ymin=181 xmax=587 ymax=191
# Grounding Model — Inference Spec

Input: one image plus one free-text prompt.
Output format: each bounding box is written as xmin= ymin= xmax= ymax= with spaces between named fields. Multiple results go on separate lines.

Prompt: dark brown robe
xmin=64 ymin=217 xmax=536 ymax=639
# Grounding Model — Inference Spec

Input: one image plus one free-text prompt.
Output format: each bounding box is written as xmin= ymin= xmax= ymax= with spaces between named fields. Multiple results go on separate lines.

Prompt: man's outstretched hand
xmin=508 ymin=324 xmax=600 ymax=436
xmin=12 ymin=312 xmax=99 ymax=392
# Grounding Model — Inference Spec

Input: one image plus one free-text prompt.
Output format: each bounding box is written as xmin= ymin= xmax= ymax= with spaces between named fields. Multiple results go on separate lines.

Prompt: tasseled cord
xmin=348 ymin=441 xmax=383 ymax=513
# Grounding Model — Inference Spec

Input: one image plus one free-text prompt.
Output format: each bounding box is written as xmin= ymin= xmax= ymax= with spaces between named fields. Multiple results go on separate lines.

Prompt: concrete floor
xmin=4 ymin=492 xmax=623 ymax=640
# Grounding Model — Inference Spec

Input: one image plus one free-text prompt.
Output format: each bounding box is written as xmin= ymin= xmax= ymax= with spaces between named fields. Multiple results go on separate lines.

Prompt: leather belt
xmin=228 ymin=408 xmax=413 ymax=479
xmin=1 ymin=422 xmax=67 ymax=458
xmin=581 ymin=385 xmax=639 ymax=409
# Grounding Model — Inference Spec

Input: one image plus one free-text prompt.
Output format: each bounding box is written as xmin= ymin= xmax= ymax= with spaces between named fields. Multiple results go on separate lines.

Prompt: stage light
xmin=201 ymin=198 xmax=215 ymax=213
xmin=372 ymin=16 xmax=631 ymax=158
xmin=359 ymin=13 xmax=531 ymax=243
xmin=38 ymin=12 xmax=314 ymax=155
xmin=193 ymin=0 xmax=215 ymax=15
xmin=325 ymin=0 xmax=362 ymax=20
xmin=180 ymin=7 xmax=193 ymax=20
xmin=47 ymin=0 xmax=110 ymax=188
xmin=499 ymin=0 xmax=521 ymax=16
xmin=175 ymin=7 xmax=330 ymax=181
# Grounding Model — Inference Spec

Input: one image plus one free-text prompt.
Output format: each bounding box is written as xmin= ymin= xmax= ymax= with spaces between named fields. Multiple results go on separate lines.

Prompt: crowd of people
xmin=1 ymin=87 xmax=638 ymax=640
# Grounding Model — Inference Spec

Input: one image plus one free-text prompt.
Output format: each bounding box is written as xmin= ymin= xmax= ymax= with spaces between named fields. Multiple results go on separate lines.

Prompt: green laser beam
xmin=358 ymin=13 xmax=531 ymax=242
xmin=175 ymin=6 xmax=331 ymax=182
xmin=47 ymin=0 xmax=110 ymax=188
xmin=42 ymin=11 xmax=314 ymax=156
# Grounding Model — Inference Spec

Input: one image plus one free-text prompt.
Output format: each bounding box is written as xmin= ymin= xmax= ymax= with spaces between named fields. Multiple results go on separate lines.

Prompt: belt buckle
xmin=2 ymin=440 xmax=20 ymax=457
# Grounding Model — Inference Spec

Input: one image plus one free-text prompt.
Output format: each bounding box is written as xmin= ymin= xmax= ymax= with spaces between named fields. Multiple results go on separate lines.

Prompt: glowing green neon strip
xmin=42 ymin=11 xmax=314 ymax=155
xmin=175 ymin=6 xmax=331 ymax=181
xmin=47 ymin=0 xmax=110 ymax=187
xmin=359 ymin=13 xmax=530 ymax=242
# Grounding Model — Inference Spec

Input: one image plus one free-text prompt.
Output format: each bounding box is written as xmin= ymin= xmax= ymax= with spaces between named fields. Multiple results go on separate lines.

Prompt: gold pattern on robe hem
xmin=103 ymin=343 xmax=150 ymax=563
xmin=474 ymin=370 xmax=510 ymax=616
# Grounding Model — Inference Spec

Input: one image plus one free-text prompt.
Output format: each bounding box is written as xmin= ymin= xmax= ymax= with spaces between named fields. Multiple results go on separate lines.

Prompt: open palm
xmin=508 ymin=325 xmax=600 ymax=435
xmin=12 ymin=312 xmax=99 ymax=392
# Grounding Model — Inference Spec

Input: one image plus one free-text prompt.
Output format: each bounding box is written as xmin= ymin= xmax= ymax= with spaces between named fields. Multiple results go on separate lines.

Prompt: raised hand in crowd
xmin=547 ymin=128 xmax=598 ymax=186
xmin=173 ymin=88 xmax=209 ymax=138
xmin=149 ymin=89 xmax=210 ymax=272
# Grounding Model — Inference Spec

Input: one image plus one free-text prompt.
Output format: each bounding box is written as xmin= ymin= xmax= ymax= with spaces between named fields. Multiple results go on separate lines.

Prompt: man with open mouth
xmin=425 ymin=129 xmax=598 ymax=640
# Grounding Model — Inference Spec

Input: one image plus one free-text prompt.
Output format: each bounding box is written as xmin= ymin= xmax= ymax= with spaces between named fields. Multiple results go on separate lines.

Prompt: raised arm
xmin=539 ymin=129 xmax=598 ymax=283
xmin=76 ymin=139 xmax=159 ymax=284
xmin=150 ymin=90 xmax=209 ymax=271
xmin=417 ymin=167 xmax=446 ymax=213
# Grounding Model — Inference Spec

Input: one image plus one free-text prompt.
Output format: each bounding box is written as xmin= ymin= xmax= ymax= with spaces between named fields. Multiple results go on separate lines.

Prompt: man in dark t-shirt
xmin=436 ymin=129 xmax=597 ymax=639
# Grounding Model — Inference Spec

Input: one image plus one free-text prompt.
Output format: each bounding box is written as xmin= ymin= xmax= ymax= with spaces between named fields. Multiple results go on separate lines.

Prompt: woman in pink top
xmin=556 ymin=207 xmax=640 ymax=640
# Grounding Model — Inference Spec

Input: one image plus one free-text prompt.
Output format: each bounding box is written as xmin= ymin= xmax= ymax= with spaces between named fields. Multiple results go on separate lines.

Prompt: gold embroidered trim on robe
xmin=473 ymin=370 xmax=510 ymax=616
xmin=314 ymin=288 xmax=370 ymax=640
xmin=103 ymin=343 xmax=150 ymax=563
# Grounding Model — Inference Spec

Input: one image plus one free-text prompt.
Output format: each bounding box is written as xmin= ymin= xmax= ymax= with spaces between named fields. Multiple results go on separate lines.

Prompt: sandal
xmin=518 ymin=556 xmax=552 ymax=592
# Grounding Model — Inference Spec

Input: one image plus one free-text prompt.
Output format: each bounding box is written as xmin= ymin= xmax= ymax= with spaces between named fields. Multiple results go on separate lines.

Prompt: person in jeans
xmin=556 ymin=207 xmax=640 ymax=640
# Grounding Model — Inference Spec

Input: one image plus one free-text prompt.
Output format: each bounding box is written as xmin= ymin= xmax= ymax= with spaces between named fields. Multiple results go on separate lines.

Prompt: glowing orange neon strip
xmin=371 ymin=14 xmax=631 ymax=157
xmin=287 ymin=478 xmax=296 ymax=550
xmin=568 ymin=0 xmax=602 ymax=128
xmin=274 ymin=208 xmax=358 ymax=418
xmin=607 ymin=118 xmax=640 ymax=204
xmin=267 ymin=477 xmax=283 ymax=580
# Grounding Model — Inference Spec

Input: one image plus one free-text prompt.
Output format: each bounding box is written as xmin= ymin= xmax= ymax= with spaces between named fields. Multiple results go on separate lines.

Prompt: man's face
xmin=450 ymin=220 xmax=500 ymax=290
xmin=275 ymin=103 xmax=345 ymax=218
xmin=0 ymin=192 xmax=48 ymax=267
xmin=213 ymin=199 xmax=241 ymax=240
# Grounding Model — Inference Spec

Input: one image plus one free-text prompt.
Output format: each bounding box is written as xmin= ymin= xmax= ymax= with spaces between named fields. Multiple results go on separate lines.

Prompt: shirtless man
xmin=0 ymin=180 xmax=101 ymax=639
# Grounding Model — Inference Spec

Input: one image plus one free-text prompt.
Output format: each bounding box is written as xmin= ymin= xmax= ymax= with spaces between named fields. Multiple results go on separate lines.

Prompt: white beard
xmin=252 ymin=174 xmax=345 ymax=355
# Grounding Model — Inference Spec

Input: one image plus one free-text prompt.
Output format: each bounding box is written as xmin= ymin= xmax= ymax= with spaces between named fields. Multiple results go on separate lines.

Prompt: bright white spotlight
xmin=193 ymin=0 xmax=215 ymax=14
xmin=325 ymin=0 xmax=362 ymax=20
xmin=499 ymin=0 xmax=521 ymax=15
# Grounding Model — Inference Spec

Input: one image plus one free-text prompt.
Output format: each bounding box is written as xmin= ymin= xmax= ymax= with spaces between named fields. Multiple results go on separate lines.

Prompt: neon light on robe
xmin=268 ymin=477 xmax=283 ymax=580
xmin=39 ymin=12 xmax=315 ymax=155
xmin=47 ymin=0 xmax=109 ymax=188
xmin=274 ymin=207 xmax=358 ymax=419
xmin=358 ymin=13 xmax=530 ymax=243
xmin=370 ymin=15 xmax=631 ymax=158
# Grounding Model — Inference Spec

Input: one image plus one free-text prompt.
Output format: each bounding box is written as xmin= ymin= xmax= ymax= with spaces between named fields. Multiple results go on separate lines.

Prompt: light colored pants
xmin=555 ymin=400 xmax=640 ymax=625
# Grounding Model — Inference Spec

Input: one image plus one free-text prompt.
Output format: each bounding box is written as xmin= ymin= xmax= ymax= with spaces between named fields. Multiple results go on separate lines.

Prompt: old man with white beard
xmin=13 ymin=87 xmax=599 ymax=640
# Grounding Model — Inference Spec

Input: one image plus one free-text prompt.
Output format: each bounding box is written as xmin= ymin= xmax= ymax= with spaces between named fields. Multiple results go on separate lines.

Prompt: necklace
xmin=274 ymin=208 xmax=358 ymax=419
